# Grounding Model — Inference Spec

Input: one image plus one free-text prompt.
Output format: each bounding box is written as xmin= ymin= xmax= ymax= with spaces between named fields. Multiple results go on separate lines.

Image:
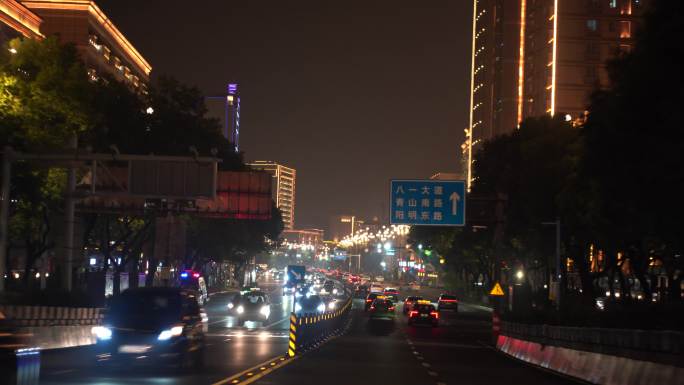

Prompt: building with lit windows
xmin=20 ymin=0 xmax=151 ymax=92
xmin=464 ymin=0 xmax=648 ymax=189
xmin=1 ymin=0 xmax=43 ymax=41
xmin=248 ymin=161 xmax=296 ymax=230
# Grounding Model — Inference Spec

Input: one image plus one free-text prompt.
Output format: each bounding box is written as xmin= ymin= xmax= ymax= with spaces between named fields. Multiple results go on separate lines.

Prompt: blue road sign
xmin=286 ymin=265 xmax=306 ymax=284
xmin=390 ymin=180 xmax=466 ymax=226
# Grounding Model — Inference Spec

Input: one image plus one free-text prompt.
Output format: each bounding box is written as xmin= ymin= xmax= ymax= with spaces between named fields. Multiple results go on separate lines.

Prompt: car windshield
xmin=3 ymin=1 xmax=676 ymax=384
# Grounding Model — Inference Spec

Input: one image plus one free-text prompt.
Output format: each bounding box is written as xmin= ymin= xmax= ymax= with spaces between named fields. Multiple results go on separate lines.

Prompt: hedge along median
xmin=496 ymin=321 xmax=684 ymax=385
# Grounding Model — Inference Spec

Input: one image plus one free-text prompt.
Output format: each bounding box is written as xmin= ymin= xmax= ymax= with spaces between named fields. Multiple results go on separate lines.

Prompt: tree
xmin=579 ymin=0 xmax=683 ymax=300
xmin=1 ymin=37 xmax=95 ymax=287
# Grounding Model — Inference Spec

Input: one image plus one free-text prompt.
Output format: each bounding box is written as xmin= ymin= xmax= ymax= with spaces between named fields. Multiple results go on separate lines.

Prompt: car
xmin=408 ymin=281 xmax=421 ymax=291
xmin=383 ymin=288 xmax=400 ymax=302
xmin=92 ymin=287 xmax=206 ymax=370
xmin=368 ymin=298 xmax=395 ymax=321
xmin=295 ymin=294 xmax=326 ymax=315
xmin=355 ymin=285 xmax=369 ymax=298
xmin=323 ymin=280 xmax=335 ymax=293
xmin=234 ymin=291 xmax=271 ymax=325
xmin=408 ymin=301 xmax=439 ymax=327
xmin=179 ymin=270 xmax=208 ymax=305
xmin=369 ymin=283 xmax=384 ymax=293
xmin=437 ymin=294 xmax=459 ymax=312
xmin=374 ymin=276 xmax=385 ymax=283
xmin=364 ymin=292 xmax=382 ymax=311
xmin=402 ymin=296 xmax=424 ymax=314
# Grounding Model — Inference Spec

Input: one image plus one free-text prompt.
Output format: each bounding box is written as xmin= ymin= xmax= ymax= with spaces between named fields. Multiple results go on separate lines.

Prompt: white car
xmin=370 ymin=283 xmax=384 ymax=293
xmin=374 ymin=276 xmax=385 ymax=283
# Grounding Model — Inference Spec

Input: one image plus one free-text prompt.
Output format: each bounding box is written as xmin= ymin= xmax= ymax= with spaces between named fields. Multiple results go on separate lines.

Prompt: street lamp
xmin=542 ymin=217 xmax=561 ymax=310
xmin=146 ymin=107 xmax=154 ymax=115
xmin=515 ymin=270 xmax=524 ymax=280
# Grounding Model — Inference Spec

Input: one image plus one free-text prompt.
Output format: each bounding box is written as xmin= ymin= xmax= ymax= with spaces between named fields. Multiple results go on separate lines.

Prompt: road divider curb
xmin=211 ymin=355 xmax=297 ymax=385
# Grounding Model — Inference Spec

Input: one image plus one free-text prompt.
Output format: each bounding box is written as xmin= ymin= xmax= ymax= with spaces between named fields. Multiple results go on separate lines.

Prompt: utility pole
xmin=542 ymin=217 xmax=561 ymax=310
xmin=63 ymin=135 xmax=78 ymax=292
xmin=0 ymin=147 xmax=12 ymax=292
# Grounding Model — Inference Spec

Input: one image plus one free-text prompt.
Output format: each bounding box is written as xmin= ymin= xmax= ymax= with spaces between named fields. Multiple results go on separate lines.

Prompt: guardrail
xmin=500 ymin=321 xmax=683 ymax=366
xmin=0 ymin=305 xmax=103 ymax=327
xmin=287 ymin=296 xmax=353 ymax=357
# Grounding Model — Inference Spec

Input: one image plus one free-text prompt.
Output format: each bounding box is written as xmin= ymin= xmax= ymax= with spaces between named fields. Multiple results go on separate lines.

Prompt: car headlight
xmin=91 ymin=326 xmax=112 ymax=340
xmin=317 ymin=303 xmax=326 ymax=313
xmin=260 ymin=305 xmax=271 ymax=317
xmin=228 ymin=303 xmax=234 ymax=309
xmin=295 ymin=291 xmax=303 ymax=298
xmin=236 ymin=305 xmax=244 ymax=314
xmin=332 ymin=288 xmax=338 ymax=295
xmin=328 ymin=302 xmax=336 ymax=310
xmin=295 ymin=303 xmax=302 ymax=312
xmin=158 ymin=325 xmax=184 ymax=341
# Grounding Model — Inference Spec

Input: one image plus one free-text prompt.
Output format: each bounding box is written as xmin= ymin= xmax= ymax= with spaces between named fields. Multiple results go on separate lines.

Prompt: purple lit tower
xmin=226 ymin=83 xmax=240 ymax=152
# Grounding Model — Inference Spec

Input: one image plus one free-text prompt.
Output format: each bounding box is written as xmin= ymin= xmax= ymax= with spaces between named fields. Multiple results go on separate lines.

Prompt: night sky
xmin=97 ymin=1 xmax=471 ymax=232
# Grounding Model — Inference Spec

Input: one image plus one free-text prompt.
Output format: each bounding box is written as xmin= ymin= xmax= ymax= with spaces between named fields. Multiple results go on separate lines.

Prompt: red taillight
xmin=440 ymin=299 xmax=458 ymax=303
xmin=389 ymin=306 xmax=395 ymax=311
xmin=409 ymin=311 xmax=418 ymax=317
xmin=370 ymin=306 xmax=375 ymax=310
xmin=366 ymin=299 xmax=372 ymax=303
xmin=430 ymin=311 xmax=439 ymax=319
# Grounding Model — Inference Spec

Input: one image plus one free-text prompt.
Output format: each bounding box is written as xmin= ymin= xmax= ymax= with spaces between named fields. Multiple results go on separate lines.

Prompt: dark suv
xmin=93 ymin=287 xmax=206 ymax=370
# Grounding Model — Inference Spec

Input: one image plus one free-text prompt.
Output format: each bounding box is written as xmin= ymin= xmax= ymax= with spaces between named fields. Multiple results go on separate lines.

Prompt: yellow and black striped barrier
xmin=287 ymin=296 xmax=352 ymax=356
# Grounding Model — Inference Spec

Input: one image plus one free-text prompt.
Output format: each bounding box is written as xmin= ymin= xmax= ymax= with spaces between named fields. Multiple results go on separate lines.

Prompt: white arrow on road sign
xmin=449 ymin=192 xmax=460 ymax=216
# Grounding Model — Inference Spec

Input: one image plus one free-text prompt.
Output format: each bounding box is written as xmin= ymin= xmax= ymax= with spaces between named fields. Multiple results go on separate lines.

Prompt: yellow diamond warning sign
xmin=489 ymin=282 xmax=504 ymax=296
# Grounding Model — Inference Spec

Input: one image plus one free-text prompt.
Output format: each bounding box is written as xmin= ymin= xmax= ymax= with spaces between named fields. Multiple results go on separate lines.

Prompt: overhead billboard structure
xmin=76 ymin=158 xmax=271 ymax=220
xmin=389 ymin=179 xmax=466 ymax=226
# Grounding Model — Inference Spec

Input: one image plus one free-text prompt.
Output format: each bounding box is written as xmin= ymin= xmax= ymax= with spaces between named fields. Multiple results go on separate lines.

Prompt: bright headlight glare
xmin=228 ymin=303 xmax=234 ymax=309
xmin=92 ymin=326 xmax=112 ymax=340
xmin=260 ymin=305 xmax=271 ymax=317
xmin=317 ymin=303 xmax=326 ymax=313
xmin=328 ymin=302 xmax=336 ymax=310
xmin=295 ymin=291 xmax=303 ymax=298
xmin=332 ymin=288 xmax=338 ymax=294
xmin=295 ymin=303 xmax=302 ymax=312
xmin=158 ymin=325 xmax=183 ymax=341
xmin=236 ymin=305 xmax=244 ymax=314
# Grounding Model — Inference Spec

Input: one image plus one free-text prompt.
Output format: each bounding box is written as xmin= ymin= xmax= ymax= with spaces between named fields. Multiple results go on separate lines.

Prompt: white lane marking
xmin=412 ymin=350 xmax=419 ymax=355
xmin=416 ymin=356 xmax=424 ymax=360
xmin=428 ymin=371 xmax=438 ymax=377
xmin=422 ymin=362 xmax=431 ymax=367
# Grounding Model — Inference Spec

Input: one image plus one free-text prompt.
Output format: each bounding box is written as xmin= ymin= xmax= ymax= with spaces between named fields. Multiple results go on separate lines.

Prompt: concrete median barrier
xmin=496 ymin=321 xmax=684 ymax=385
xmin=0 ymin=305 xmax=103 ymax=350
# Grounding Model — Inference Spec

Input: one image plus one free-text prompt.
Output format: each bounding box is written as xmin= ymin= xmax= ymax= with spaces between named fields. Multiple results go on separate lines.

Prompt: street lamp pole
xmin=542 ymin=217 xmax=561 ymax=310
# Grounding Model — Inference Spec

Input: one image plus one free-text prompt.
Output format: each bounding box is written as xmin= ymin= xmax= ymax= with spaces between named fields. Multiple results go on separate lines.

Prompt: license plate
xmin=420 ymin=314 xmax=428 ymax=318
xmin=118 ymin=345 xmax=151 ymax=354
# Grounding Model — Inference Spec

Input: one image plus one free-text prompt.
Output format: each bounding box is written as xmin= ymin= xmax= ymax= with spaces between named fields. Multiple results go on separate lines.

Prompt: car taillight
xmin=430 ymin=311 xmax=439 ymax=319
xmin=366 ymin=299 xmax=372 ymax=303
xmin=370 ymin=306 xmax=375 ymax=310
xmin=409 ymin=311 xmax=418 ymax=317
xmin=389 ymin=306 xmax=395 ymax=311
xmin=440 ymin=299 xmax=458 ymax=303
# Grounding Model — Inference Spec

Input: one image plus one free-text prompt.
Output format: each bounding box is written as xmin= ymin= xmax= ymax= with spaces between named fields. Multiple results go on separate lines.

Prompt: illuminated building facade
xmin=248 ymin=161 xmax=296 ymax=230
xmin=20 ymin=0 xmax=151 ymax=92
xmin=227 ymin=83 xmax=240 ymax=152
xmin=464 ymin=0 xmax=647 ymax=189
xmin=1 ymin=0 xmax=43 ymax=41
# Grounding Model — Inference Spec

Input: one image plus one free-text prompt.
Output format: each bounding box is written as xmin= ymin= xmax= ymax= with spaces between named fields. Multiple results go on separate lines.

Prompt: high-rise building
xmin=249 ymin=161 xmax=296 ymax=230
xmin=1 ymin=0 xmax=43 ymax=42
xmin=464 ymin=0 xmax=648 ymax=189
xmin=226 ymin=83 xmax=241 ymax=152
xmin=20 ymin=0 xmax=151 ymax=92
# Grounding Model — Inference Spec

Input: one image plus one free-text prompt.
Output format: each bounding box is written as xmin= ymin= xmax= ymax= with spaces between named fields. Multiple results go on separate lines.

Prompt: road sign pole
xmin=0 ymin=147 xmax=12 ymax=293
